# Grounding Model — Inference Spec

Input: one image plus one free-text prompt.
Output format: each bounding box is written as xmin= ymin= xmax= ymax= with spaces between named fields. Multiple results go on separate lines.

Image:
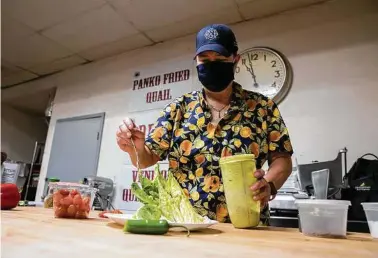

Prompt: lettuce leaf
xmin=131 ymin=163 xmax=205 ymax=223
xmin=130 ymin=182 xmax=157 ymax=206
xmin=165 ymin=172 xmax=205 ymax=223
xmin=133 ymin=204 xmax=161 ymax=220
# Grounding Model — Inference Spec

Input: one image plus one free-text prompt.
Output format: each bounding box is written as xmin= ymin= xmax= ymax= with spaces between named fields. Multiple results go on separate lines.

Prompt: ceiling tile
xmin=6 ymin=87 xmax=56 ymax=116
xmin=109 ymin=0 xmax=236 ymax=31
xmin=28 ymin=55 xmax=87 ymax=75
xmin=238 ymin=0 xmax=328 ymax=20
xmin=2 ymin=0 xmax=106 ymax=30
xmin=2 ymin=33 xmax=74 ymax=68
xmin=41 ymin=4 xmax=139 ymax=52
xmin=1 ymin=66 xmax=19 ymax=77
xmin=79 ymin=34 xmax=153 ymax=61
xmin=146 ymin=6 xmax=242 ymax=42
xmin=1 ymin=15 xmax=36 ymax=41
xmin=1 ymin=60 xmax=23 ymax=77
xmin=1 ymin=70 xmax=39 ymax=88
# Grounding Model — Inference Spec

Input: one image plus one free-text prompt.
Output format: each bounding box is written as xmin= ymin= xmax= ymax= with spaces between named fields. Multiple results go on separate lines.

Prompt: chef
xmin=117 ymin=24 xmax=294 ymax=225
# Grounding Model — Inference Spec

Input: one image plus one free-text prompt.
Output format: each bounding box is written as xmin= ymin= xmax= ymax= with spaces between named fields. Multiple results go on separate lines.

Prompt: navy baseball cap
xmin=195 ymin=24 xmax=238 ymax=57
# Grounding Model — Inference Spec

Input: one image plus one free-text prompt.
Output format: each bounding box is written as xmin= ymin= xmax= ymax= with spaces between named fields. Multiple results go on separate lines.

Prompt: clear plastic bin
xmin=361 ymin=202 xmax=378 ymax=238
xmin=295 ymin=199 xmax=351 ymax=238
xmin=50 ymin=182 xmax=97 ymax=219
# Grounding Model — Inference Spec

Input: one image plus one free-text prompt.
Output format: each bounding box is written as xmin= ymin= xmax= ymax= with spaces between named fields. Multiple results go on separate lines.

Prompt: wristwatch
xmin=267 ymin=181 xmax=277 ymax=200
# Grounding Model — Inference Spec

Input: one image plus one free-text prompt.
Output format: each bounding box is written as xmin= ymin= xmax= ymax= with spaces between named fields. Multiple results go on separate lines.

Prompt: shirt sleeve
xmin=266 ymin=99 xmax=294 ymax=157
xmin=145 ymin=102 xmax=177 ymax=161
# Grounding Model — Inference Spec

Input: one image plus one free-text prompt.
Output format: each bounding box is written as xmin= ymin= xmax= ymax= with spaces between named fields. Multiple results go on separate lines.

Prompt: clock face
xmin=235 ymin=47 xmax=292 ymax=103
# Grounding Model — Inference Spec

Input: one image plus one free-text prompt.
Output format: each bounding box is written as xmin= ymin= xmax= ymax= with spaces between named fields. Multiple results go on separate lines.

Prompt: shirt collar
xmin=198 ymin=81 xmax=247 ymax=111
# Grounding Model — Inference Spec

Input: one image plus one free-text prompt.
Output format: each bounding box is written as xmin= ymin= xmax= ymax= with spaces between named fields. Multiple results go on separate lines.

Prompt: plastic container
xmin=361 ymin=202 xmax=378 ymax=238
xmin=50 ymin=182 xmax=97 ymax=219
xmin=219 ymin=154 xmax=260 ymax=228
xmin=295 ymin=199 xmax=351 ymax=238
xmin=43 ymin=178 xmax=60 ymax=208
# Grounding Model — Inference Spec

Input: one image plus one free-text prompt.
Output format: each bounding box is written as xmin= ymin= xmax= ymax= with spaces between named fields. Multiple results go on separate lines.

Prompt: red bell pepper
xmin=1 ymin=183 xmax=20 ymax=210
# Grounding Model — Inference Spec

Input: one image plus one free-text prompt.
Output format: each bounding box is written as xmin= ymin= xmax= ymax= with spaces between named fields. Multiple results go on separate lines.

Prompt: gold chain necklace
xmin=209 ymin=104 xmax=229 ymax=118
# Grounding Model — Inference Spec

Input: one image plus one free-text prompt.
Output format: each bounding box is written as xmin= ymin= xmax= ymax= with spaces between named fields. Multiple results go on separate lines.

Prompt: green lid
xmin=48 ymin=178 xmax=60 ymax=182
xmin=219 ymin=154 xmax=255 ymax=164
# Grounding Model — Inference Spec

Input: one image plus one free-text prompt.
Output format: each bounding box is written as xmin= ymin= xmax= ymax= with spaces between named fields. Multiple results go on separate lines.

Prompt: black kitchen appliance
xmin=269 ymin=148 xmax=370 ymax=233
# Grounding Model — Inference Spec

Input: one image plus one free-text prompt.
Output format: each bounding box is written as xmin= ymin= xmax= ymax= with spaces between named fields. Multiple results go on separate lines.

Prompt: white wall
xmin=1 ymin=105 xmax=47 ymax=162
xmin=2 ymin=0 xmax=376 ymax=203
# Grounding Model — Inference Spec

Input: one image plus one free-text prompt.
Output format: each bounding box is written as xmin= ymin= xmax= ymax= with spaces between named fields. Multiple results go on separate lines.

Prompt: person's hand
xmin=250 ymin=169 xmax=271 ymax=209
xmin=116 ymin=118 xmax=146 ymax=154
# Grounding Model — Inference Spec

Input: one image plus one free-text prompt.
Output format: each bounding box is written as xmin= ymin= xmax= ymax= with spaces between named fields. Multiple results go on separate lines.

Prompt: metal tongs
xmin=130 ymin=138 xmax=142 ymax=182
xmin=119 ymin=121 xmax=143 ymax=182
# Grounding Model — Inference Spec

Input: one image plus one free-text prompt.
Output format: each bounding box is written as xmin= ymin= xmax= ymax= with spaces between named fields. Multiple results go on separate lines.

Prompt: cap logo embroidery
xmin=204 ymin=28 xmax=219 ymax=40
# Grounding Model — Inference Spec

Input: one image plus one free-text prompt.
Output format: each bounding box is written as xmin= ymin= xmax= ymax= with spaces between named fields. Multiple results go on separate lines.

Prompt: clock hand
xmin=244 ymin=65 xmax=258 ymax=87
xmin=248 ymin=63 xmax=259 ymax=88
xmin=243 ymin=62 xmax=258 ymax=86
xmin=243 ymin=64 xmax=254 ymax=79
xmin=247 ymin=55 xmax=259 ymax=87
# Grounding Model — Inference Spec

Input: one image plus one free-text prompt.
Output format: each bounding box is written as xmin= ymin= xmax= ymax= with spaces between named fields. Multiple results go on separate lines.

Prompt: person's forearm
xmin=129 ymin=145 xmax=159 ymax=169
xmin=264 ymin=154 xmax=293 ymax=190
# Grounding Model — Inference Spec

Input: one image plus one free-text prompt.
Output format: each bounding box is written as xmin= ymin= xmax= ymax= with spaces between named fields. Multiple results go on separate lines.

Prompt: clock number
xmin=235 ymin=66 xmax=240 ymax=73
xmin=274 ymin=70 xmax=280 ymax=78
xmin=271 ymin=60 xmax=277 ymax=68
xmin=264 ymin=55 xmax=267 ymax=61
xmin=248 ymin=54 xmax=259 ymax=61
xmin=272 ymin=82 xmax=277 ymax=88
xmin=242 ymin=59 xmax=246 ymax=65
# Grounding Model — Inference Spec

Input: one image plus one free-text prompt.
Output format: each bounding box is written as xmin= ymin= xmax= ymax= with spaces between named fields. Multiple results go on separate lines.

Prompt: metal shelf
xmin=23 ymin=141 xmax=45 ymax=202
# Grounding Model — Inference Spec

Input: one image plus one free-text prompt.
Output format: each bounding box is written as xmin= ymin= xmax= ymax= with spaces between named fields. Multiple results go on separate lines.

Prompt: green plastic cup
xmin=219 ymin=154 xmax=261 ymax=228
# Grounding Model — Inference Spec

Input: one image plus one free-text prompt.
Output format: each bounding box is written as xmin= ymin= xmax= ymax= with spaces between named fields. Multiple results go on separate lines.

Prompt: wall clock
xmin=234 ymin=47 xmax=293 ymax=104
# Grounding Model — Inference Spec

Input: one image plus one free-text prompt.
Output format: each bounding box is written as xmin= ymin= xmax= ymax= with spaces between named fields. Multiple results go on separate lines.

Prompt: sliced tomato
xmin=98 ymin=209 xmax=122 ymax=218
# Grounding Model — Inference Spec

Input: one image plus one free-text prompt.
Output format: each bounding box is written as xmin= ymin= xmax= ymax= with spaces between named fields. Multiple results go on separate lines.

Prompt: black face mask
xmin=196 ymin=61 xmax=235 ymax=92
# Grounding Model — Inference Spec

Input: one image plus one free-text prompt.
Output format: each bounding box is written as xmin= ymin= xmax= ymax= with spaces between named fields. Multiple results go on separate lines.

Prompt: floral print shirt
xmin=145 ymin=82 xmax=293 ymax=223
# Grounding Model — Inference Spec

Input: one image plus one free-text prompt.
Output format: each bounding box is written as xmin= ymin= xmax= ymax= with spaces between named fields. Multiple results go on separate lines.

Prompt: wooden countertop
xmin=1 ymin=207 xmax=377 ymax=258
